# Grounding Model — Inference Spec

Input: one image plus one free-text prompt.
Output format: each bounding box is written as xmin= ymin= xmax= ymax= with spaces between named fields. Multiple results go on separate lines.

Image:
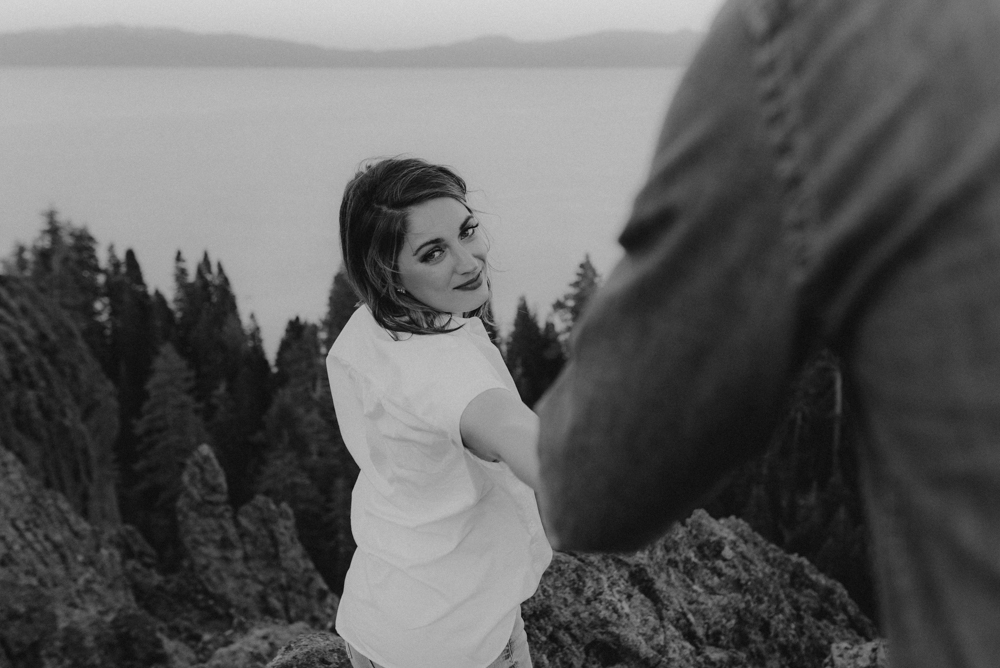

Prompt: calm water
xmin=0 ymin=68 xmax=683 ymax=358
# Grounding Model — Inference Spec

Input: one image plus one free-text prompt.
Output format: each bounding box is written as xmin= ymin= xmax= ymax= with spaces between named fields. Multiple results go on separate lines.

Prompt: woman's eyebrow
xmin=410 ymin=216 xmax=474 ymax=256
xmin=412 ymin=237 xmax=444 ymax=256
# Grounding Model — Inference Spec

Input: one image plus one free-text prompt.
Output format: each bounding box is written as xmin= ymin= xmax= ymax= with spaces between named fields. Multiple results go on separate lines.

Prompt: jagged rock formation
xmin=0 ymin=446 xmax=131 ymax=618
xmin=175 ymin=443 xmax=262 ymax=616
xmin=176 ymin=444 xmax=339 ymax=627
xmin=0 ymin=442 xmax=338 ymax=668
xmin=0 ymin=443 xmax=168 ymax=667
xmin=265 ymin=510 xmax=877 ymax=668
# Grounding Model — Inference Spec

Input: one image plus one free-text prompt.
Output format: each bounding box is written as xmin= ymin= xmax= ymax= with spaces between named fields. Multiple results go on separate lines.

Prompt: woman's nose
xmin=454 ymin=245 xmax=480 ymax=274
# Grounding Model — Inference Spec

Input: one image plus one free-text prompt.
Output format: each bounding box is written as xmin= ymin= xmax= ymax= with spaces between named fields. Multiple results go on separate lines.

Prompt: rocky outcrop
xmin=0 ymin=442 xmax=338 ymax=668
xmin=4 ymin=432 xmax=881 ymax=668
xmin=116 ymin=445 xmax=339 ymax=665
xmin=237 ymin=497 xmax=337 ymax=627
xmin=266 ymin=510 xmax=876 ymax=668
xmin=176 ymin=444 xmax=339 ymax=627
xmin=0 ymin=579 xmax=58 ymax=666
xmin=176 ymin=444 xmax=263 ymax=617
xmin=0 ymin=443 xmax=168 ymax=668
xmin=0 ymin=276 xmax=120 ymax=528
xmin=524 ymin=510 xmax=874 ymax=667
xmin=43 ymin=609 xmax=171 ymax=668
xmin=200 ymin=623 xmax=317 ymax=668
xmin=824 ymin=640 xmax=889 ymax=668
xmin=0 ymin=446 xmax=131 ymax=620
xmin=265 ymin=632 xmax=351 ymax=668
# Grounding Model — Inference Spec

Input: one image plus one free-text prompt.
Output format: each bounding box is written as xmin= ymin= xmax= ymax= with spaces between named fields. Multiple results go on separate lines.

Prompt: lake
xmin=0 ymin=67 xmax=683 ymax=358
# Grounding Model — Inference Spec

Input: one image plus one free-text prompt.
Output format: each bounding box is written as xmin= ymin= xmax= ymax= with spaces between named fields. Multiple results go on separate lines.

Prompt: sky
xmin=0 ymin=0 xmax=727 ymax=50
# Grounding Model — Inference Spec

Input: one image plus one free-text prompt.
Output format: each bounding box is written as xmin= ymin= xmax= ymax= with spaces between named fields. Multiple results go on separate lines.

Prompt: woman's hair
xmin=339 ymin=156 xmax=493 ymax=336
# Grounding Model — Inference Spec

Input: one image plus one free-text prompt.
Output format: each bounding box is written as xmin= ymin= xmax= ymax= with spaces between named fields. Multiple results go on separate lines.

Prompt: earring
xmin=395 ymin=287 xmax=406 ymax=294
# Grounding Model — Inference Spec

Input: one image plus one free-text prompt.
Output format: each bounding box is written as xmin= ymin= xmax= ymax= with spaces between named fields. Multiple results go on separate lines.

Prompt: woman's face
xmin=396 ymin=196 xmax=489 ymax=316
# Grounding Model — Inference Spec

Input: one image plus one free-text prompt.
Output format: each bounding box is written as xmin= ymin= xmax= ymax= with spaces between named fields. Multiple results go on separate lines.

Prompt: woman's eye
xmin=460 ymin=224 xmax=479 ymax=240
xmin=421 ymin=248 xmax=444 ymax=263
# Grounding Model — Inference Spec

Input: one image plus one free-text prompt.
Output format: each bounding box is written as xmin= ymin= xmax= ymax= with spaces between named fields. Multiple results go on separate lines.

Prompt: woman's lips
xmin=455 ymin=271 xmax=484 ymax=290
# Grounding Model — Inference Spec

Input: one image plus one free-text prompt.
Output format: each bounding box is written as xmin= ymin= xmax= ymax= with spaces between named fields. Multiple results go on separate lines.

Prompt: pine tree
xmin=704 ymin=350 xmax=877 ymax=619
xmin=551 ymin=253 xmax=601 ymax=345
xmin=276 ymin=318 xmax=324 ymax=401
xmin=133 ymin=342 xmax=209 ymax=562
xmin=255 ymin=316 xmax=358 ymax=594
xmin=504 ymin=296 xmax=565 ymax=407
xmin=213 ymin=313 xmax=273 ymax=506
xmin=172 ymin=250 xmax=189 ymax=314
xmin=321 ymin=267 xmax=359 ymax=351
xmin=171 ymin=250 xmax=275 ymax=509
xmin=17 ymin=209 xmax=109 ymax=366
xmin=257 ymin=385 xmax=341 ymax=590
xmin=104 ymin=246 xmax=158 ymax=524
xmin=210 ymin=320 xmax=274 ymax=508
xmin=172 ymin=253 xmax=246 ymax=411
xmin=150 ymin=289 xmax=176 ymax=348
xmin=1 ymin=242 xmax=30 ymax=275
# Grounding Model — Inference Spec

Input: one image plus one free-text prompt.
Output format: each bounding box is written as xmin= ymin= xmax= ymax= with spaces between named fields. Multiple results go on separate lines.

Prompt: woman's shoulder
xmin=329 ymin=310 xmax=508 ymax=426
xmin=329 ymin=307 xmax=483 ymax=374
xmin=331 ymin=306 xmax=383 ymax=349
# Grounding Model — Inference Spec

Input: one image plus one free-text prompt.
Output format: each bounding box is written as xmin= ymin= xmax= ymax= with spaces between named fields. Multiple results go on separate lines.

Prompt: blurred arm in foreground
xmin=536 ymin=0 xmax=1000 ymax=666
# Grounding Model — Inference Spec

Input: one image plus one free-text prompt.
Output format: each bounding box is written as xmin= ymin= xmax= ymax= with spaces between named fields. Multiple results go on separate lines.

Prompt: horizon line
xmin=0 ymin=23 xmax=705 ymax=54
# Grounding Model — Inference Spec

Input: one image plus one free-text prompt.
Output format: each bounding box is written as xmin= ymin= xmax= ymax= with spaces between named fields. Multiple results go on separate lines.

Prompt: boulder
xmin=176 ymin=444 xmax=339 ymax=627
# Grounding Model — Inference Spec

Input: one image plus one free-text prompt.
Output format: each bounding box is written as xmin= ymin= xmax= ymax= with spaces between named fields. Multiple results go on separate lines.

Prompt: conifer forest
xmin=0 ymin=210 xmax=878 ymax=621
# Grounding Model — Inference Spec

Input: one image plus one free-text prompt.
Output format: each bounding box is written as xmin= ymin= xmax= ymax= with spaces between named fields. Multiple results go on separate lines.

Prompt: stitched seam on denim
xmin=741 ymin=0 xmax=819 ymax=274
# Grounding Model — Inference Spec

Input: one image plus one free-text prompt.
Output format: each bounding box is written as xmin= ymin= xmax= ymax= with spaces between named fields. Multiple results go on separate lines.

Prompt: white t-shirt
xmin=326 ymin=307 xmax=552 ymax=668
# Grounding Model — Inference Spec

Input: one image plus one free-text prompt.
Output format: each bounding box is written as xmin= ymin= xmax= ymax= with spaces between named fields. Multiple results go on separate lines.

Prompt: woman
xmin=327 ymin=157 xmax=552 ymax=668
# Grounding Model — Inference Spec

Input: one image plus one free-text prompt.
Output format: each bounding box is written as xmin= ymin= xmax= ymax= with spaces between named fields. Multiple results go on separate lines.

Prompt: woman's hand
xmin=460 ymin=388 xmax=540 ymax=490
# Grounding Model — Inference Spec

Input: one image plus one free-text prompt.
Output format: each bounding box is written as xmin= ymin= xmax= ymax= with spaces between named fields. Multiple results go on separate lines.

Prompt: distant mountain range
xmin=0 ymin=26 xmax=702 ymax=68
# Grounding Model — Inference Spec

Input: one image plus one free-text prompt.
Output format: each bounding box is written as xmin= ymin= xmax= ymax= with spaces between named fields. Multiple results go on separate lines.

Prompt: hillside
xmin=0 ymin=26 xmax=702 ymax=67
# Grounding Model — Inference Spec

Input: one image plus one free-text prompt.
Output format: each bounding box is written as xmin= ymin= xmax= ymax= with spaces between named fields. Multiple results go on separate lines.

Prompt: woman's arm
xmin=460 ymin=388 xmax=540 ymax=490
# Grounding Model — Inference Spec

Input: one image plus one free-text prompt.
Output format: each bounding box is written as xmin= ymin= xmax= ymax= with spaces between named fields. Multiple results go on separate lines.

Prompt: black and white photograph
xmin=3 ymin=0 xmax=999 ymax=666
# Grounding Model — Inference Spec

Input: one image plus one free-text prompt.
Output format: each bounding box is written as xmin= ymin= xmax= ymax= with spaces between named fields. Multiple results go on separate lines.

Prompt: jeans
xmin=344 ymin=607 xmax=532 ymax=668
xmin=535 ymin=0 xmax=1000 ymax=666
